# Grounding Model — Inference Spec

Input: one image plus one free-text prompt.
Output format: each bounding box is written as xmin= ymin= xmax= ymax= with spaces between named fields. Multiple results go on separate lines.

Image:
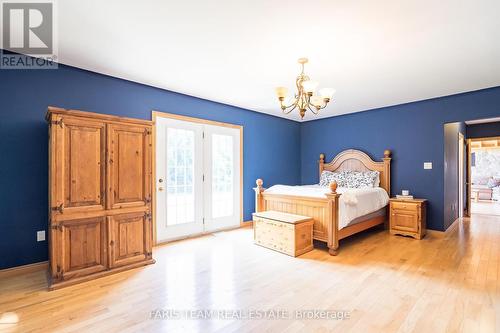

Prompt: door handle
xmin=158 ymin=187 xmax=164 ymax=192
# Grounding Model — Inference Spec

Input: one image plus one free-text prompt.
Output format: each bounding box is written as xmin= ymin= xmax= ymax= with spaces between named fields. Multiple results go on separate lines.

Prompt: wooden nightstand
xmin=389 ymin=198 xmax=427 ymax=239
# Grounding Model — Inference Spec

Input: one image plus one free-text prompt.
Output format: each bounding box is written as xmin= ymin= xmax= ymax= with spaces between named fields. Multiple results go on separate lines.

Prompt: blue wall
xmin=0 ymin=64 xmax=301 ymax=269
xmin=301 ymin=87 xmax=500 ymax=231
xmin=467 ymin=121 xmax=500 ymax=138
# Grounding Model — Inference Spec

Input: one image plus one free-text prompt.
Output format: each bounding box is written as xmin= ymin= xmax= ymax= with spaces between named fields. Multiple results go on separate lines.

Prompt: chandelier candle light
xmin=275 ymin=58 xmax=335 ymax=119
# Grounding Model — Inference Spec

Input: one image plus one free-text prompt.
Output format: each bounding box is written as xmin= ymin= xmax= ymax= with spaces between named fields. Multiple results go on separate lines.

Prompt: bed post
xmin=383 ymin=150 xmax=392 ymax=195
xmin=382 ymin=150 xmax=392 ymax=229
xmin=319 ymin=153 xmax=325 ymax=177
xmin=254 ymin=179 xmax=265 ymax=212
xmin=325 ymin=181 xmax=340 ymax=256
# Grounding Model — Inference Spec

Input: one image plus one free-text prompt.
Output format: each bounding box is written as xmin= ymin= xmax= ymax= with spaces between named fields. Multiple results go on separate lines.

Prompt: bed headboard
xmin=318 ymin=149 xmax=392 ymax=194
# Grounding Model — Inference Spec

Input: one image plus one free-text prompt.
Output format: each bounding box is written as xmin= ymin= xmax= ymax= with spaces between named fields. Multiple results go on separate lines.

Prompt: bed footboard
xmin=254 ymin=179 xmax=341 ymax=255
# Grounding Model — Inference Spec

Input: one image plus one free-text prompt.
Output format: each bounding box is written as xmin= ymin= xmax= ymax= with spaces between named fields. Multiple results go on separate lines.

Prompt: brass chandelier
xmin=275 ymin=58 xmax=335 ymax=119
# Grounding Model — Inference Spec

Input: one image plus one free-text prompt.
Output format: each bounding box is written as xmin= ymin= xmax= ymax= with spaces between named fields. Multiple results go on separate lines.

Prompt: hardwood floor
xmin=1 ymin=214 xmax=499 ymax=333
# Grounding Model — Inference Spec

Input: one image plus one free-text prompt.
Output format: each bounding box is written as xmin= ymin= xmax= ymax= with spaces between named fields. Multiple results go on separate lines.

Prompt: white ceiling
xmin=57 ymin=0 xmax=500 ymax=122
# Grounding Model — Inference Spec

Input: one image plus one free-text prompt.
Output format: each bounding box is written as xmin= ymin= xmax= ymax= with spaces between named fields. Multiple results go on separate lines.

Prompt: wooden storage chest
xmin=252 ymin=211 xmax=314 ymax=257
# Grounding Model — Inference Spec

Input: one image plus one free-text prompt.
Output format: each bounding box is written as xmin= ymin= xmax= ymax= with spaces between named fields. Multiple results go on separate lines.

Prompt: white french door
xmin=203 ymin=124 xmax=241 ymax=231
xmin=156 ymin=118 xmax=203 ymax=242
xmin=155 ymin=116 xmax=241 ymax=243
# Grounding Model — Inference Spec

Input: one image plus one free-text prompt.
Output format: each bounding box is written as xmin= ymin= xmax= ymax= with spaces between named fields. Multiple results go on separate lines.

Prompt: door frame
xmin=458 ymin=133 xmax=464 ymax=218
xmin=466 ymin=136 xmax=500 ymax=216
xmin=466 ymin=138 xmax=471 ymax=217
xmin=151 ymin=111 xmax=244 ymax=245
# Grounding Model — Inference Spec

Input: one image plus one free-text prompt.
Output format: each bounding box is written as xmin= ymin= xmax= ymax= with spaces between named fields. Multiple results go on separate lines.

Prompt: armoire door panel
xmin=57 ymin=216 xmax=107 ymax=281
xmin=55 ymin=116 xmax=106 ymax=214
xmin=108 ymin=124 xmax=151 ymax=210
xmin=108 ymin=212 xmax=152 ymax=268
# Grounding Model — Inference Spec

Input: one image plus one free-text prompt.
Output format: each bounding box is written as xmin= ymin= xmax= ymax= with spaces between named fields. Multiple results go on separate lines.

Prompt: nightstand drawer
xmin=391 ymin=201 xmax=418 ymax=212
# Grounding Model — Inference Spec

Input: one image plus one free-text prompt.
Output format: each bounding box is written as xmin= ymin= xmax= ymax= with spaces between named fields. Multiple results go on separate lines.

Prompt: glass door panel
xmin=203 ymin=125 xmax=241 ymax=231
xmin=211 ymin=134 xmax=234 ymax=219
xmin=166 ymin=128 xmax=195 ymax=226
xmin=156 ymin=117 xmax=203 ymax=242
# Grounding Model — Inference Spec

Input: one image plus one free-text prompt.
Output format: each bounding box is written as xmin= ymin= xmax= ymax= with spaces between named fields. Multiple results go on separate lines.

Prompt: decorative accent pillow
xmin=319 ymin=171 xmax=348 ymax=187
xmin=319 ymin=171 xmax=338 ymax=187
xmin=319 ymin=170 xmax=379 ymax=188
xmin=319 ymin=171 xmax=330 ymax=187
xmin=342 ymin=170 xmax=380 ymax=188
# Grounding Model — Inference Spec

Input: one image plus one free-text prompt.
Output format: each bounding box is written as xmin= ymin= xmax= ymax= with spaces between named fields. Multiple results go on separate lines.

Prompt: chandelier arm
xmin=309 ymin=99 xmax=330 ymax=112
xmin=319 ymin=101 xmax=331 ymax=110
xmin=314 ymin=103 xmax=328 ymax=111
xmin=282 ymin=103 xmax=299 ymax=114
xmin=307 ymin=104 xmax=319 ymax=115
xmin=282 ymin=97 xmax=299 ymax=109
xmin=282 ymin=99 xmax=300 ymax=113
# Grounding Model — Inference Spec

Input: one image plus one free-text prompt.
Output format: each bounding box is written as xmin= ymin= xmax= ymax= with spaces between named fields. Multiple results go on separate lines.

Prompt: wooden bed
xmin=254 ymin=149 xmax=391 ymax=255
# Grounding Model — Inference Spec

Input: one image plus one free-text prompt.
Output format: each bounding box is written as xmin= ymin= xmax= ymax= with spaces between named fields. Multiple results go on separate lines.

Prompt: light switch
xmin=37 ymin=230 xmax=46 ymax=242
xmin=424 ymin=162 xmax=433 ymax=170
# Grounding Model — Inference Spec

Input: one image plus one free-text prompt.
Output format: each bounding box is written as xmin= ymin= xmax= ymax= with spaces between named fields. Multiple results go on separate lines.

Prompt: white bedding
xmin=264 ymin=185 xmax=389 ymax=230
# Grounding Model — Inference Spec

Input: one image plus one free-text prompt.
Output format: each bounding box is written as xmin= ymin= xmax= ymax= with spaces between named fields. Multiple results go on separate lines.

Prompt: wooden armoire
xmin=47 ymin=107 xmax=155 ymax=289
